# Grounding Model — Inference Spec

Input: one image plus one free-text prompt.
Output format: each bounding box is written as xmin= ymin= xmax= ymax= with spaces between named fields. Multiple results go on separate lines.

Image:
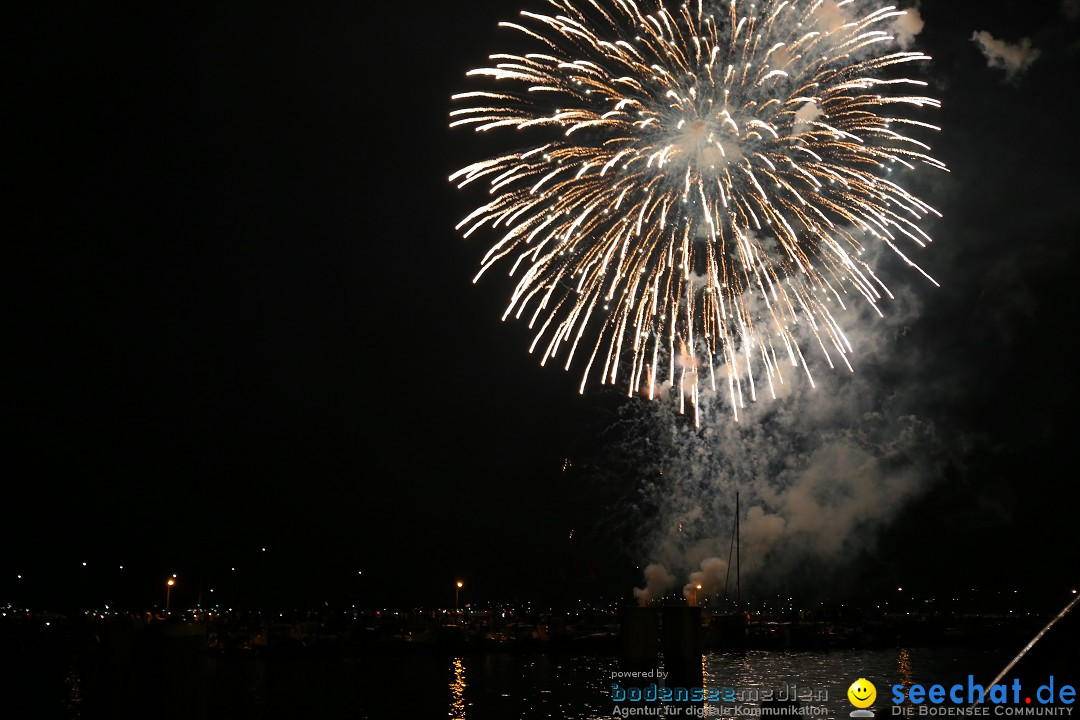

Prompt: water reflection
xmin=64 ymin=663 xmax=83 ymax=719
xmin=897 ymin=648 xmax=914 ymax=691
xmin=3 ymin=638 xmax=1011 ymax=719
xmin=703 ymin=654 xmax=718 ymax=717
xmin=449 ymin=656 xmax=467 ymax=719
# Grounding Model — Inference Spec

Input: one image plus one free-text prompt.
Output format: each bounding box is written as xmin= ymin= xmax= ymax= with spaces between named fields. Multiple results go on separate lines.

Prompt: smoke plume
xmin=971 ymin=31 xmax=1041 ymax=80
xmin=628 ymin=250 xmax=959 ymax=605
xmin=891 ymin=7 xmax=925 ymax=50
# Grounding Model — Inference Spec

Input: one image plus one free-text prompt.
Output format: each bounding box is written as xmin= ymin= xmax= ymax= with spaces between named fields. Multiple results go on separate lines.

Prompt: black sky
xmin=6 ymin=0 xmax=1080 ymax=609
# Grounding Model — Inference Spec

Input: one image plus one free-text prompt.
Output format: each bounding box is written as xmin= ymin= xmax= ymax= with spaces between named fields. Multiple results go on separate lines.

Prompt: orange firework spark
xmin=451 ymin=0 xmax=945 ymax=425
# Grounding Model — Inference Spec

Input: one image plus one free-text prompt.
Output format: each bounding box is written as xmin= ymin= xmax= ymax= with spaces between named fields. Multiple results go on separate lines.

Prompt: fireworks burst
xmin=450 ymin=0 xmax=945 ymax=424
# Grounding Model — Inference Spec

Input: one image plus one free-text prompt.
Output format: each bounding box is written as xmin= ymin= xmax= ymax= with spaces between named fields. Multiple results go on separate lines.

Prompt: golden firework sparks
xmin=451 ymin=0 xmax=945 ymax=425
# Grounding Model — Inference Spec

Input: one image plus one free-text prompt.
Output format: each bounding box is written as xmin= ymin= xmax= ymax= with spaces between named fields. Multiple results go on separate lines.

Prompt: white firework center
xmin=451 ymin=0 xmax=946 ymax=424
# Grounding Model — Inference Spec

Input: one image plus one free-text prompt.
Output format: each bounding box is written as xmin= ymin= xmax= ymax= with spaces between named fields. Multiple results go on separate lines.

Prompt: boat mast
xmin=735 ymin=491 xmax=740 ymax=611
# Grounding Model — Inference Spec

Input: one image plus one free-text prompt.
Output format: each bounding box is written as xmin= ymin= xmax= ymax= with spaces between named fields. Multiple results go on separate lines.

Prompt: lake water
xmin=5 ymin=641 xmax=1072 ymax=720
xmin=360 ymin=646 xmax=1025 ymax=719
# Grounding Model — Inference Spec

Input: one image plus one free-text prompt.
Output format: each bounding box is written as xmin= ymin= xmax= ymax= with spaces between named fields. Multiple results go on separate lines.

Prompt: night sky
xmin=7 ymin=0 xmax=1079 ymax=611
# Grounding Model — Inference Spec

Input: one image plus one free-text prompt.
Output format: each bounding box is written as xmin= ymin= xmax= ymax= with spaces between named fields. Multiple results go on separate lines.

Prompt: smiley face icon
xmin=848 ymin=678 xmax=877 ymax=709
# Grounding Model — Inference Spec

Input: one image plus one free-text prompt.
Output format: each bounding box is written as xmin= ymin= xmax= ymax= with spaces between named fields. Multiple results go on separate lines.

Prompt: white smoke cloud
xmin=741 ymin=506 xmax=786 ymax=563
xmin=683 ymin=557 xmax=730 ymax=601
xmin=808 ymin=0 xmax=923 ymax=51
xmin=625 ymin=239 xmax=955 ymax=603
xmin=792 ymin=101 xmax=822 ymax=136
xmin=633 ymin=562 xmax=676 ymax=606
xmin=971 ymin=31 xmax=1041 ymax=80
xmin=810 ymin=0 xmax=853 ymax=35
xmin=891 ymin=7 xmax=925 ymax=50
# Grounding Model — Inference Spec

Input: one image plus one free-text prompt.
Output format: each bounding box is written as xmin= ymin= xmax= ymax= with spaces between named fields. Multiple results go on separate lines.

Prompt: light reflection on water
xmin=438 ymin=647 xmax=1011 ymax=720
xmin=64 ymin=663 xmax=82 ymax=719
xmin=450 ymin=657 xmax=467 ymax=719
xmin=5 ymin=643 xmax=1013 ymax=718
xmin=898 ymin=648 xmax=914 ymax=691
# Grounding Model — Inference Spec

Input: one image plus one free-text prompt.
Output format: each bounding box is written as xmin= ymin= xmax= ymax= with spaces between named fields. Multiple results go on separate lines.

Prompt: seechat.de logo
xmin=891 ymin=675 xmax=1075 ymax=715
xmin=850 ymin=679 xmax=878 ymax=718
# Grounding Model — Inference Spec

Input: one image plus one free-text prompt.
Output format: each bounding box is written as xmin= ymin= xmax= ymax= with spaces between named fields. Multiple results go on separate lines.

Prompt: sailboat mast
xmin=735 ymin=491 xmax=741 ymax=611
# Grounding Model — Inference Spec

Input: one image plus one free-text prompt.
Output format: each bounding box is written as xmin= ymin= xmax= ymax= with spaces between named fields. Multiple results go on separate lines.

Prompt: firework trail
xmin=450 ymin=0 xmax=944 ymax=424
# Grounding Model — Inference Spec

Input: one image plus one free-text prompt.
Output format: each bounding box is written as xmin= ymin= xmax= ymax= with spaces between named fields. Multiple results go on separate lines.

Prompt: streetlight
xmin=166 ymin=577 xmax=176 ymax=617
xmin=692 ymin=584 xmax=702 ymax=606
xmin=456 ymin=581 xmax=464 ymax=611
